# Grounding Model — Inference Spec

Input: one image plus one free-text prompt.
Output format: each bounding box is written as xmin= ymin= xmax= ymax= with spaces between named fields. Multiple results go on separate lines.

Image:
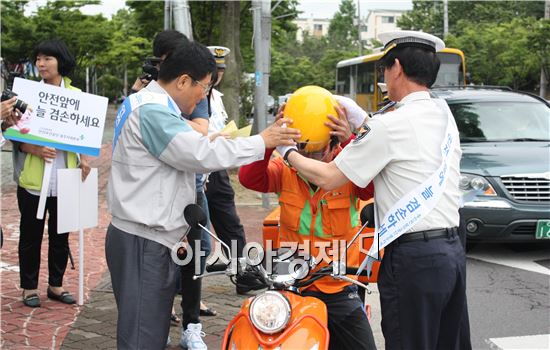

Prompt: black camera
xmin=140 ymin=57 xmax=162 ymax=82
xmin=1 ymin=89 xmax=28 ymax=114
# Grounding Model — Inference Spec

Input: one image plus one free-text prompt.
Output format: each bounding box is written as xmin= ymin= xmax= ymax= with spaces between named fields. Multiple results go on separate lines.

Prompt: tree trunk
xmin=220 ymin=1 xmax=242 ymax=125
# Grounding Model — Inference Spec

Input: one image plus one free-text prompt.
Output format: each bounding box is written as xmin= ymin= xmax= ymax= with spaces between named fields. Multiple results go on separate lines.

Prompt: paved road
xmin=467 ymin=243 xmax=550 ymax=349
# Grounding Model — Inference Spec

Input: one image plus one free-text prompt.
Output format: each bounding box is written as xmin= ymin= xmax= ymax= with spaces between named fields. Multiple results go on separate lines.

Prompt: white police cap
xmin=378 ymin=30 xmax=445 ymax=58
xmin=207 ymin=46 xmax=231 ymax=68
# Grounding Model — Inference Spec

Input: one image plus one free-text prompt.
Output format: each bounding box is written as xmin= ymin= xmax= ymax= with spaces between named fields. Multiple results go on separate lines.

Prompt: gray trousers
xmin=105 ymin=224 xmax=177 ymax=350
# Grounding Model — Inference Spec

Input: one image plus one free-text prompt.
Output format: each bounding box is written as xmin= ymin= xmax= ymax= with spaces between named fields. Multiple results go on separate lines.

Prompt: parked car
xmin=431 ymin=87 xmax=550 ymax=242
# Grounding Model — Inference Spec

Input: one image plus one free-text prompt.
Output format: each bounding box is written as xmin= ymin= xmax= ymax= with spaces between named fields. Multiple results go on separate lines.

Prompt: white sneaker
xmin=179 ymin=323 xmax=207 ymax=350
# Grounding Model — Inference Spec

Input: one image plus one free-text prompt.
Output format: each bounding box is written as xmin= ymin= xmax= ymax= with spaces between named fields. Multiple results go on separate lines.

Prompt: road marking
xmin=488 ymin=334 xmax=550 ymax=350
xmin=467 ymin=245 xmax=550 ymax=276
xmin=0 ymin=261 xmax=20 ymax=272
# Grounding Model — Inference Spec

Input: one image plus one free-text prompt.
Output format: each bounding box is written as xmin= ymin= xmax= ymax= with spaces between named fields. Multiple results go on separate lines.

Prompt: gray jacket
xmin=107 ymin=81 xmax=264 ymax=249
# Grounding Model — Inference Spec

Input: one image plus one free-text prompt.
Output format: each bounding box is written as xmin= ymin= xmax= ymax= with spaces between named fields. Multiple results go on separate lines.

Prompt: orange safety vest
xmin=278 ymin=162 xmax=362 ymax=294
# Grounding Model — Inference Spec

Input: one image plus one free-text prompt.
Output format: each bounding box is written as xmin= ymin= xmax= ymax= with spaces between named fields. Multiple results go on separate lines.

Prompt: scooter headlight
xmin=249 ymin=291 xmax=291 ymax=334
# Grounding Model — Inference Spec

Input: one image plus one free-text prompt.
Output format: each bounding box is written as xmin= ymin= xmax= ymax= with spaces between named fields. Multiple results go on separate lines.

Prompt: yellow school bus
xmin=335 ymin=48 xmax=466 ymax=113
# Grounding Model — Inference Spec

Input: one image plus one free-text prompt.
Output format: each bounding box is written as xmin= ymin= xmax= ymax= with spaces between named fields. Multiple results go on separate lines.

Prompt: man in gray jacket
xmin=105 ymin=41 xmax=300 ymax=350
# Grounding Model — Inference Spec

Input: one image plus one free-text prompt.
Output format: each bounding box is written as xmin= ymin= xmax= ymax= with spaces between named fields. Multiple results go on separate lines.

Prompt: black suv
xmin=430 ymin=87 xmax=550 ymax=242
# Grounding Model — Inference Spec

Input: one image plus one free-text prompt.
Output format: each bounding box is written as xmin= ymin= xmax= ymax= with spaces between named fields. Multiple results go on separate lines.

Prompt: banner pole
xmin=78 ymin=226 xmax=84 ymax=306
xmin=36 ymin=162 xmax=53 ymax=219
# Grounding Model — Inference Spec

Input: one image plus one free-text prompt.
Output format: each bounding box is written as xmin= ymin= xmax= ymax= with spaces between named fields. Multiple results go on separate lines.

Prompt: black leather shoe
xmin=199 ymin=307 xmax=217 ymax=316
xmin=22 ymin=293 xmax=41 ymax=308
xmin=47 ymin=287 xmax=76 ymax=304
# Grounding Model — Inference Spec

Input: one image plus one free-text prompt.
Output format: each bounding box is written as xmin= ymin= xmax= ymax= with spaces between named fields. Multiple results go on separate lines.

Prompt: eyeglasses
xmin=188 ymin=75 xmax=212 ymax=94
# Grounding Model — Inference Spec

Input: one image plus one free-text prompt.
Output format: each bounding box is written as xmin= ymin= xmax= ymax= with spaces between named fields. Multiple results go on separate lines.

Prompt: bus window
xmin=434 ymin=52 xmax=462 ymax=87
xmin=357 ymin=62 xmax=375 ymax=111
xmin=336 ymin=66 xmax=350 ymax=94
xmin=358 ymin=62 xmax=375 ymax=94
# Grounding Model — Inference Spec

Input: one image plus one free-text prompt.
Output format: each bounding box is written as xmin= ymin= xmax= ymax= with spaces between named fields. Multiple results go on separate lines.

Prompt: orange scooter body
xmin=222 ymin=291 xmax=329 ymax=350
xmin=262 ymin=199 xmax=383 ymax=283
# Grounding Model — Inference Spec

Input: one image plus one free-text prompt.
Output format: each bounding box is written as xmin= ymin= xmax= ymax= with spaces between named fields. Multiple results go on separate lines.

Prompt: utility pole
xmin=252 ymin=0 xmax=272 ymax=208
xmin=443 ymin=0 xmax=449 ymax=38
xmin=173 ymin=0 xmax=193 ymax=40
xmin=164 ymin=0 xmax=172 ymax=30
xmin=540 ymin=0 xmax=549 ymax=98
xmin=357 ymin=0 xmax=362 ymax=56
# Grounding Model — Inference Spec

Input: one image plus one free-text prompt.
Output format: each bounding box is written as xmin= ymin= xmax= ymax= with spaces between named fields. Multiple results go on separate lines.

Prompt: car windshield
xmin=448 ymin=101 xmax=550 ymax=142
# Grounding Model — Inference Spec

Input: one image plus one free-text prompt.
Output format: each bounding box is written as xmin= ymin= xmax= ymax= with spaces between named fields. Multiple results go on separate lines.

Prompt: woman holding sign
xmin=12 ymin=39 xmax=90 ymax=307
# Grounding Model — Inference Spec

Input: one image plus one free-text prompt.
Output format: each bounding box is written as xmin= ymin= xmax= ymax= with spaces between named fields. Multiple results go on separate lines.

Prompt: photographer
xmin=130 ymin=30 xmax=209 ymax=135
xmin=1 ymin=96 xmax=21 ymax=145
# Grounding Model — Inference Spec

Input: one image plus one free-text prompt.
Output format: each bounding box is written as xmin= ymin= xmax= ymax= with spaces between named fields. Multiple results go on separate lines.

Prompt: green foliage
xmin=398 ymin=1 xmax=546 ymax=37
xmin=327 ymin=0 xmax=358 ymax=50
xmin=270 ymin=33 xmax=361 ymax=96
xmin=1 ymin=1 xmax=36 ymax=63
xmin=398 ymin=0 xmax=549 ymax=91
xmin=96 ymin=73 xmax=122 ymax=101
xmin=447 ymin=18 xmax=550 ymax=90
xmin=126 ymin=0 xmax=163 ymax=39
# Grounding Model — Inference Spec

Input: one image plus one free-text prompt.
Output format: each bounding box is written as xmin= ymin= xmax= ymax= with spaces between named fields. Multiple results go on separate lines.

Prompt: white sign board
xmin=57 ymin=168 xmax=98 ymax=233
xmin=4 ymin=78 xmax=108 ymax=156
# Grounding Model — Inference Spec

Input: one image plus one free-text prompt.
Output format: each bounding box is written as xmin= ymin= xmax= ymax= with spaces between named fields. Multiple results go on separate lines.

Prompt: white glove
xmin=334 ymin=95 xmax=368 ymax=129
xmin=276 ymin=145 xmax=297 ymax=160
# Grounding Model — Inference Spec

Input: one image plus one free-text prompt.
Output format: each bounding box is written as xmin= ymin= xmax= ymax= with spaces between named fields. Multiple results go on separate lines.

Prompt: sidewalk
xmin=1 ymin=105 xmax=384 ymax=349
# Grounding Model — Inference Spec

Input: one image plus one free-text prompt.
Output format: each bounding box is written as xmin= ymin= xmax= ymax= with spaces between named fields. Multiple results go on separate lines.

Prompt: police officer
xmin=279 ymin=30 xmax=471 ymax=349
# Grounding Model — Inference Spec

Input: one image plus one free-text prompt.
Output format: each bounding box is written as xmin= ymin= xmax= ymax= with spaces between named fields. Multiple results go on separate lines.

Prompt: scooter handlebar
xmin=206 ymin=263 xmax=229 ymax=273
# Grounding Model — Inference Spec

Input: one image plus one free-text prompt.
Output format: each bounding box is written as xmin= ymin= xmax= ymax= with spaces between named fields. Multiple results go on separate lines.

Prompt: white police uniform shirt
xmin=208 ymin=89 xmax=228 ymax=134
xmin=334 ymin=91 xmax=462 ymax=232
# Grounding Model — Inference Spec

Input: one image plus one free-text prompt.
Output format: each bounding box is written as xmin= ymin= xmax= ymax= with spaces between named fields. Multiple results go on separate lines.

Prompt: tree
xmin=1 ymin=1 xmax=36 ymax=65
xmin=220 ymin=1 xmax=242 ymax=124
xmin=327 ymin=0 xmax=358 ymax=50
xmin=94 ymin=9 xmax=151 ymax=99
xmin=446 ymin=18 xmax=547 ymax=90
xmin=126 ymin=0 xmax=164 ymax=40
xmin=398 ymin=0 xmax=546 ymax=37
xmin=399 ymin=0 xmax=548 ymax=91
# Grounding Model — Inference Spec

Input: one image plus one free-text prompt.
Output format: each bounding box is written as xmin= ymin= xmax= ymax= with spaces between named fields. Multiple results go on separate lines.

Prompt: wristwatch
xmin=283 ymin=148 xmax=297 ymax=166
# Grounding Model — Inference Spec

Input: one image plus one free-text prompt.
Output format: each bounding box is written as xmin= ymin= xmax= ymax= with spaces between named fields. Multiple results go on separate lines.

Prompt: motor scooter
xmin=183 ymin=203 xmax=381 ymax=350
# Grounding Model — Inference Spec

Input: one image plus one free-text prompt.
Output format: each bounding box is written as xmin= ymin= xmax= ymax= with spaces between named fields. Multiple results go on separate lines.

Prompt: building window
xmin=381 ymin=16 xmax=394 ymax=23
xmin=314 ymin=24 xmax=323 ymax=31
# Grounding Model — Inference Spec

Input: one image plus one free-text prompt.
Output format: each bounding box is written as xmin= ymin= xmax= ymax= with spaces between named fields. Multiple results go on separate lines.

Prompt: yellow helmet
xmin=284 ymin=86 xmax=338 ymax=153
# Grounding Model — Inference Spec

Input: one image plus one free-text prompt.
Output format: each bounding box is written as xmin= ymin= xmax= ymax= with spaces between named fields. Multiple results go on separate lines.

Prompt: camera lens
xmin=14 ymin=99 xmax=28 ymax=114
xmin=1 ymin=89 xmax=16 ymax=102
xmin=1 ymin=89 xmax=28 ymax=113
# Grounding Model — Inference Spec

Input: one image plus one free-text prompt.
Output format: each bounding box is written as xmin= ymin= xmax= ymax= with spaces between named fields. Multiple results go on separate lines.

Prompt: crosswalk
xmin=488 ymin=334 xmax=550 ymax=350
xmin=467 ymin=244 xmax=549 ymax=349
xmin=467 ymin=244 xmax=550 ymax=276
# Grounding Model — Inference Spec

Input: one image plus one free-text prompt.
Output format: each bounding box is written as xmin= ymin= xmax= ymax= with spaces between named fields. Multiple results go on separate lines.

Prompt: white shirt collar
xmin=399 ymin=90 xmax=431 ymax=104
xmin=40 ymin=77 xmax=65 ymax=88
xmin=144 ymin=80 xmax=182 ymax=115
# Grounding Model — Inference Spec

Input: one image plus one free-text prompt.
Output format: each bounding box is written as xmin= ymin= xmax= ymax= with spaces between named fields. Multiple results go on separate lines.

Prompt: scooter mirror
xmin=360 ymin=203 xmax=375 ymax=229
xmin=184 ymin=204 xmax=208 ymax=229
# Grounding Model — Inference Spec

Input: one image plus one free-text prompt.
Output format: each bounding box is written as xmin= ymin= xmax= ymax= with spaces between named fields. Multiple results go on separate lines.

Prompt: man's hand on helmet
xmin=260 ymin=117 xmax=301 ymax=149
xmin=334 ymin=95 xmax=368 ymax=129
xmin=325 ymin=105 xmax=352 ymax=144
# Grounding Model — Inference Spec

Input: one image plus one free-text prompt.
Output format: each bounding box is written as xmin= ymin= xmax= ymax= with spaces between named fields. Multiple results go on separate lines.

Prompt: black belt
xmin=396 ymin=227 xmax=458 ymax=244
